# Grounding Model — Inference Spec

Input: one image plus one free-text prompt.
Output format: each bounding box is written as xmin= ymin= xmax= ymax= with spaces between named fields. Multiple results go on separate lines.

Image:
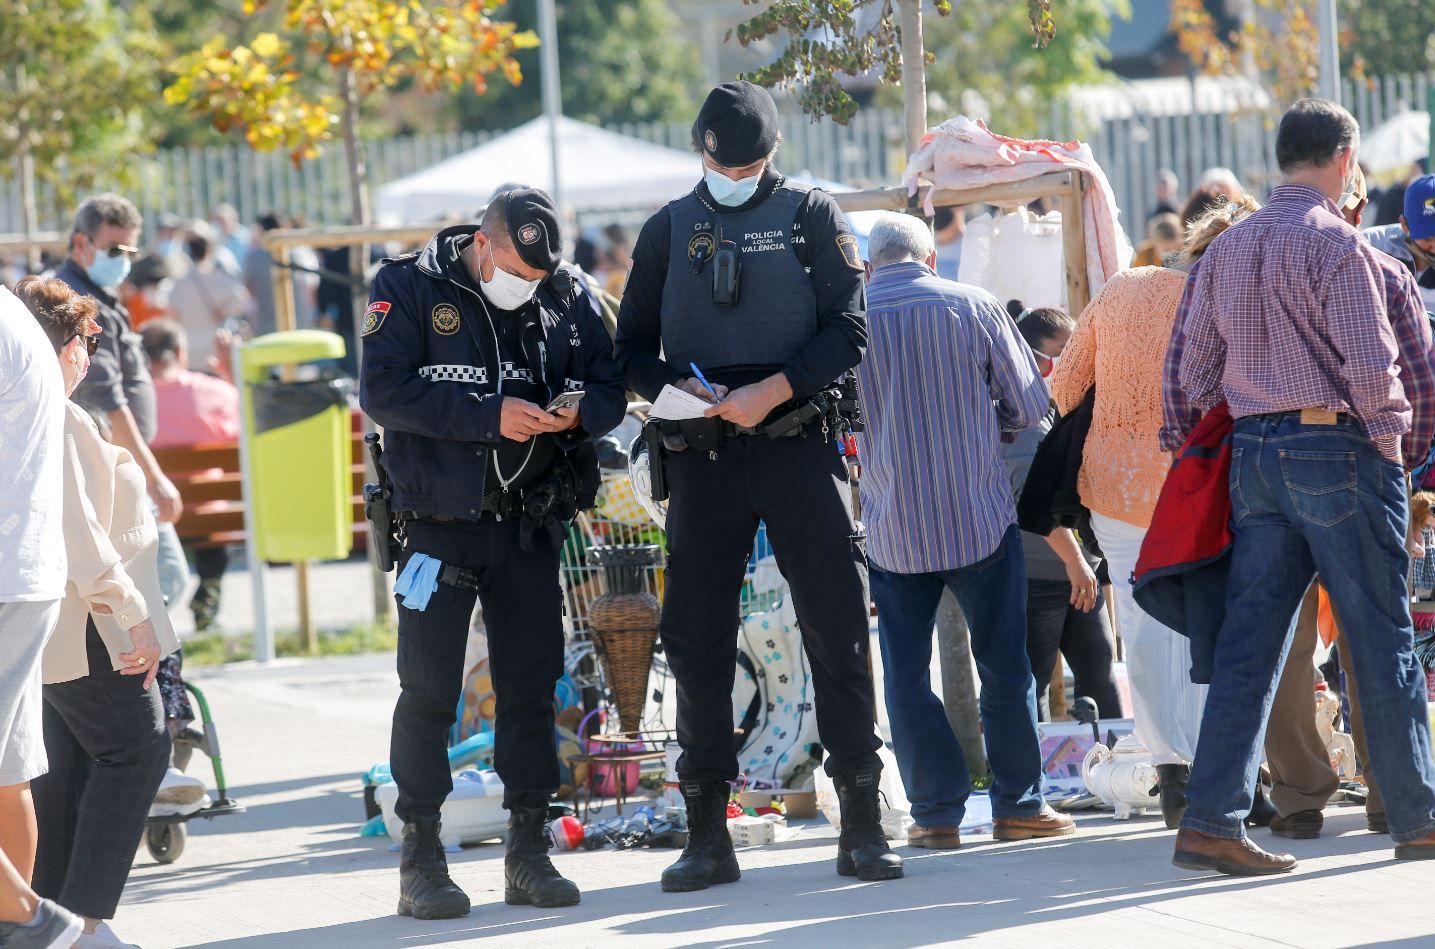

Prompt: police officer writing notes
xmin=361 ymin=189 xmax=625 ymax=919
xmin=615 ymin=81 xmax=903 ymax=889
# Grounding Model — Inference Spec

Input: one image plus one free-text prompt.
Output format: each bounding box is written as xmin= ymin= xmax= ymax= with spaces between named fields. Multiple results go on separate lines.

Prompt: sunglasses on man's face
xmin=69 ymin=334 xmax=99 ymax=356
xmin=94 ymin=243 xmax=138 ymax=259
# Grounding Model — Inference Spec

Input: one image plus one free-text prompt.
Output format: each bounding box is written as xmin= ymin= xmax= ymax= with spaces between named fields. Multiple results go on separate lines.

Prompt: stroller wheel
xmin=146 ymin=823 xmax=187 ymax=864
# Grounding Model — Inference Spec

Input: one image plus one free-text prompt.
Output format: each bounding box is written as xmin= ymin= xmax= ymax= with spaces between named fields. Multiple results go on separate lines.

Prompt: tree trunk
xmin=897 ymin=0 xmax=928 ymax=156
xmin=899 ymin=0 xmax=984 ymax=777
xmin=339 ymin=66 xmax=390 ymax=624
xmin=15 ymin=65 xmax=40 ymax=272
xmin=339 ymin=67 xmax=370 ymax=227
xmin=19 ymin=147 xmax=39 ymax=273
xmin=937 ymin=590 xmax=988 ymax=777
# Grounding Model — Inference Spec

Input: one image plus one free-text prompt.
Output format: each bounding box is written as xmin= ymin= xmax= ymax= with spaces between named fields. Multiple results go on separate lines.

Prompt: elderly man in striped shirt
xmin=1161 ymin=98 xmax=1435 ymax=876
xmin=857 ymin=213 xmax=1074 ymax=849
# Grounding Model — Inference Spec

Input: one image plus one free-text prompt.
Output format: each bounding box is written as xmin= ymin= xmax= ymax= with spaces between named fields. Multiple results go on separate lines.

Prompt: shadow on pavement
xmin=180 ymin=807 xmax=1409 ymax=948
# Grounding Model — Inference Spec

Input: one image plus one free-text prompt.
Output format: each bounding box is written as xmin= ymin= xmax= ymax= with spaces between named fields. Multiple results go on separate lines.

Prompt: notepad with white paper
xmin=649 ymin=384 xmax=714 ymax=420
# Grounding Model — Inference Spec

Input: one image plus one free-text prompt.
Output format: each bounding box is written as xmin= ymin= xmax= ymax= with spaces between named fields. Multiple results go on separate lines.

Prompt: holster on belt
xmin=642 ymin=417 xmax=671 ymax=503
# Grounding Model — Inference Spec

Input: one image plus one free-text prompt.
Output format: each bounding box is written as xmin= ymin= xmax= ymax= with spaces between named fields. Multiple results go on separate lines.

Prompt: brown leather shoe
xmin=907 ymin=824 xmax=961 ymax=849
xmin=992 ymin=806 xmax=1075 ymax=841
xmin=1269 ymin=808 xmax=1323 ymax=839
xmin=1394 ymin=829 xmax=1435 ymax=860
xmin=1368 ymin=812 xmax=1389 ymax=835
xmin=1172 ymin=828 xmax=1296 ymax=876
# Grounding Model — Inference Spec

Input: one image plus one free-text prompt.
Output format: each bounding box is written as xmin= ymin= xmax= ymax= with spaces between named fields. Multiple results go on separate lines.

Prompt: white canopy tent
xmin=1360 ymin=109 xmax=1430 ymax=175
xmin=374 ymin=116 xmax=703 ymax=224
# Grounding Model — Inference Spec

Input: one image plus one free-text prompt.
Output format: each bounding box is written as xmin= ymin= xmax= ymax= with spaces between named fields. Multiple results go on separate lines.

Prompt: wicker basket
xmin=587 ymin=545 xmax=661 ymax=734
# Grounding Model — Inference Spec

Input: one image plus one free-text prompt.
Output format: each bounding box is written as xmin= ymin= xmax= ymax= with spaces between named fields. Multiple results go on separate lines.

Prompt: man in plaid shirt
xmin=1160 ymin=99 xmax=1435 ymax=875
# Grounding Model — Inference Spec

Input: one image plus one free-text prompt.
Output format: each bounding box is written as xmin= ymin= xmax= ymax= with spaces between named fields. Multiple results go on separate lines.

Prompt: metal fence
xmin=4 ymin=71 xmax=1430 ymax=243
xmin=1066 ymin=71 xmax=1434 ymax=232
xmin=0 ymin=109 xmax=904 ymax=238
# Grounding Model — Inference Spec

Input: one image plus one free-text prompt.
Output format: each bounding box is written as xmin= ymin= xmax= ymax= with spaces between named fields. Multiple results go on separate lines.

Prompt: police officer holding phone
xmin=361 ymin=188 xmax=625 ymax=920
xmin=614 ymin=81 xmax=902 ymax=890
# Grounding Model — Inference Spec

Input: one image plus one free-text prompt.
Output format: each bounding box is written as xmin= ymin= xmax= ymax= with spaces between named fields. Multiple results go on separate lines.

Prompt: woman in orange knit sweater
xmin=1049 ymin=197 xmax=1259 ymax=826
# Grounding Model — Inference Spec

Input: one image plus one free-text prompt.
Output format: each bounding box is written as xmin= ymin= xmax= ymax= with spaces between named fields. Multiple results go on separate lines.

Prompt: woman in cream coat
xmin=15 ymin=276 xmax=179 ymax=949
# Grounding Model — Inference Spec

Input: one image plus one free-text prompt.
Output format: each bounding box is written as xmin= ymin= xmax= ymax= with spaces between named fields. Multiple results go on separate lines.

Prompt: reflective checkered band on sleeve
xmin=419 ymin=365 xmax=489 ymax=384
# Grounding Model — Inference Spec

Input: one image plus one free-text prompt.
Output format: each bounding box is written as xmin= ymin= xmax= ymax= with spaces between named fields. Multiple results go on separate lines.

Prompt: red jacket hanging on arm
xmin=1131 ymin=401 xmax=1233 ymax=684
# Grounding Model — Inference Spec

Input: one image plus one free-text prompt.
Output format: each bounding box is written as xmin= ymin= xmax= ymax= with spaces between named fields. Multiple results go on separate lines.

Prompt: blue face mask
xmin=85 ymin=247 xmax=131 ymax=289
xmin=705 ymin=167 xmax=762 ymax=207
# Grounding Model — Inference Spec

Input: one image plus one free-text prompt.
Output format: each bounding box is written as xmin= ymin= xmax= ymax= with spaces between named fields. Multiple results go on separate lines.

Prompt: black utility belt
xmin=398 ymin=491 xmax=524 ymax=525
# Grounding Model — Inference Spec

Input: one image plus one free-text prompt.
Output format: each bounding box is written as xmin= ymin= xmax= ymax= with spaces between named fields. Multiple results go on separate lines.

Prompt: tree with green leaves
xmin=1339 ymin=0 xmax=1435 ymax=78
xmin=456 ymin=0 xmax=704 ymax=131
xmin=164 ymin=0 xmax=537 ymax=228
xmin=922 ymin=0 xmax=1127 ymax=138
xmin=733 ymin=1 xmax=1061 ymax=132
xmin=1174 ymin=0 xmax=1435 ymax=107
xmin=0 ymin=0 xmax=160 ymax=248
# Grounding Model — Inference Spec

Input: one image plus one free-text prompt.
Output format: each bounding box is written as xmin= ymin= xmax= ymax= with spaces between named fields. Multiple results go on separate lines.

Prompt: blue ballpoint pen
xmin=689 ymin=362 xmax=719 ymax=400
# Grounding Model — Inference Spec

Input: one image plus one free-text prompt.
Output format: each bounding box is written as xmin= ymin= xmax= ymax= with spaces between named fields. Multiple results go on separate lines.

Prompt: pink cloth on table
xmin=902 ymin=116 xmax=1133 ymax=300
xmin=151 ymin=370 xmax=241 ymax=450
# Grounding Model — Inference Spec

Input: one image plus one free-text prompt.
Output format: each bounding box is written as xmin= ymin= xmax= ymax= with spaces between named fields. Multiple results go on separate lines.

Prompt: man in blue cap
xmin=615 ymin=81 xmax=903 ymax=892
xmin=1365 ymin=173 xmax=1435 ymax=315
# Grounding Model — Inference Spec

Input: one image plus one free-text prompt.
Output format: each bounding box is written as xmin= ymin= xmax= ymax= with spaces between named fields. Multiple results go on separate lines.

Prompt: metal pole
xmin=233 ymin=332 xmax=274 ymax=663
xmin=1316 ymin=0 xmax=1340 ymax=103
xmin=537 ymin=0 xmax=564 ymax=208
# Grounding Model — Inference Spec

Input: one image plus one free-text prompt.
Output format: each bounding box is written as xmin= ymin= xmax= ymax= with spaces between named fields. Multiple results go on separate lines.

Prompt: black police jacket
xmin=359 ymin=224 xmax=626 ymax=520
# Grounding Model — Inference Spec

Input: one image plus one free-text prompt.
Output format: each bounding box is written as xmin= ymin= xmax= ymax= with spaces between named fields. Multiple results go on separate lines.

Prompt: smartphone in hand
xmin=545 ymin=390 xmax=586 ymax=413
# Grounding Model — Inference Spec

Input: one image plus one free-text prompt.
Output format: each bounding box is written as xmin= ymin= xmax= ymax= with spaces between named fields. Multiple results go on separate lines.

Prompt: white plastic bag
xmin=958 ymin=207 xmax=1065 ymax=310
xmin=813 ymin=746 xmax=913 ymax=840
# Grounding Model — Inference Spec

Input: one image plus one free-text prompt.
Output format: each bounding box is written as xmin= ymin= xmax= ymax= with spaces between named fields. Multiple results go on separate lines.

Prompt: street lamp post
xmin=1316 ymin=0 xmax=1340 ymax=103
xmin=537 ymin=0 xmax=564 ymax=209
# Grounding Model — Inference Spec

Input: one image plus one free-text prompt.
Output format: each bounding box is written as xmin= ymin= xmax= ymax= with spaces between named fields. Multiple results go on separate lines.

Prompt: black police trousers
xmin=660 ymin=428 xmax=883 ymax=781
xmin=390 ymin=516 xmax=564 ymax=820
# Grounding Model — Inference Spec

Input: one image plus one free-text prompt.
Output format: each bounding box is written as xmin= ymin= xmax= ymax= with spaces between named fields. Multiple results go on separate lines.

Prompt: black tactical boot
xmin=504 ymin=806 xmax=580 ymax=907
xmin=397 ymin=817 xmax=470 ymax=920
xmin=1155 ymin=763 xmax=1190 ymax=830
xmin=661 ymin=779 xmax=741 ymax=893
xmin=834 ymin=769 xmax=904 ymax=881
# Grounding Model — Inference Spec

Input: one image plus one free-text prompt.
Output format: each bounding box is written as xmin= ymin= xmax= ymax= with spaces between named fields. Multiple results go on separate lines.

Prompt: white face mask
xmin=482 ymin=244 xmax=542 ymax=309
xmin=704 ymin=167 xmax=762 ymax=207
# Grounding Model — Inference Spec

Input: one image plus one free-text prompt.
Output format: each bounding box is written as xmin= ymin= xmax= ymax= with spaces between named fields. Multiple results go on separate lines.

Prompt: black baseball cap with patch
xmin=694 ymin=80 xmax=779 ymax=168
xmin=502 ymin=187 xmax=563 ymax=274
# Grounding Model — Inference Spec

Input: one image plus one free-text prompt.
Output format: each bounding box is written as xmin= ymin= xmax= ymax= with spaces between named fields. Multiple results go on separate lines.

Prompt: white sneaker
xmin=153 ymin=767 xmax=207 ymax=806
xmin=75 ymin=921 xmax=142 ymax=948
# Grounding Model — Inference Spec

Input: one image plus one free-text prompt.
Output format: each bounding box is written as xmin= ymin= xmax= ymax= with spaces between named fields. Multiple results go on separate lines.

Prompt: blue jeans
xmin=870 ymin=525 xmax=1046 ymax=827
xmin=1182 ymin=415 xmax=1435 ymax=843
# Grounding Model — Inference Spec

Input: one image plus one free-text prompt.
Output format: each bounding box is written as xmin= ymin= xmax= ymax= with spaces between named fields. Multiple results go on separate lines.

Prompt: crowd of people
xmin=0 ymin=194 xmax=260 ymax=947
xmin=3 ymin=82 xmax=1435 ymax=941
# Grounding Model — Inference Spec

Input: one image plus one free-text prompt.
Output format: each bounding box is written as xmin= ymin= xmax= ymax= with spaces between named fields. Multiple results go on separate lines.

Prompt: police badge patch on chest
xmin=688 ymin=231 xmax=715 ymax=265
xmin=432 ymin=303 xmax=461 ymax=335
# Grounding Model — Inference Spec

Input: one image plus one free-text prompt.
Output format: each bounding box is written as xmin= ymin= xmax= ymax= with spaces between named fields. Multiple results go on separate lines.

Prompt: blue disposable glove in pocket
xmin=395 ymin=552 xmax=443 ymax=611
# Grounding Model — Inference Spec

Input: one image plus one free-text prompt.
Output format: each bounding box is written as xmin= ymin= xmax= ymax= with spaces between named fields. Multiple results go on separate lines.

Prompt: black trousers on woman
xmin=1025 ymin=578 xmax=1122 ymax=721
xmin=32 ymin=621 xmax=170 ymax=920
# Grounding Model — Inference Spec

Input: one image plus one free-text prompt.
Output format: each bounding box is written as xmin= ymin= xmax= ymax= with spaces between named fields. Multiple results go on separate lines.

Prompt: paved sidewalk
xmin=117 ymin=654 xmax=1433 ymax=949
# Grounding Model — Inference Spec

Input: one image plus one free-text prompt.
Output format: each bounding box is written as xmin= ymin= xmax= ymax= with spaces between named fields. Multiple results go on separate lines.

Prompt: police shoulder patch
xmin=432 ymin=303 xmax=461 ymax=336
xmin=835 ymin=233 xmax=863 ymax=271
xmin=362 ymin=301 xmax=391 ymax=336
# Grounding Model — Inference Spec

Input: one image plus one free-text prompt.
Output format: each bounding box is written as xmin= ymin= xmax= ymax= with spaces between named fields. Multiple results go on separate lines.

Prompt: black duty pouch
xmin=676 ymin=417 xmax=724 ymax=453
